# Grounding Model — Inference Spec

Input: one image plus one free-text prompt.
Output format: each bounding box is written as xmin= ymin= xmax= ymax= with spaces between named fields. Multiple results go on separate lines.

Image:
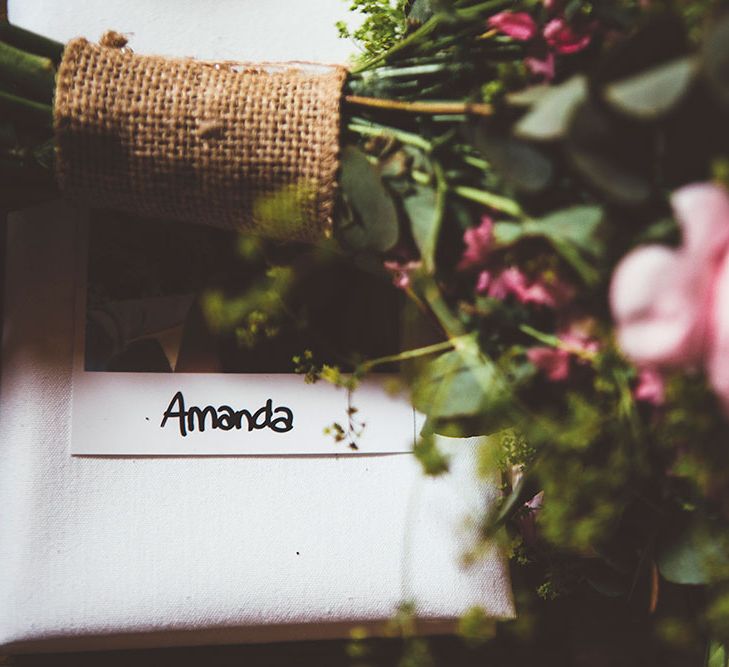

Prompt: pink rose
xmin=543 ymin=18 xmax=593 ymax=54
xmin=610 ymin=183 xmax=729 ymax=411
xmin=488 ymin=11 xmax=538 ymax=41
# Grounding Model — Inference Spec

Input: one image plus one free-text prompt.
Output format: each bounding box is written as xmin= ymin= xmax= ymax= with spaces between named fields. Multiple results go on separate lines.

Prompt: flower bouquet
xmin=5 ymin=0 xmax=729 ymax=660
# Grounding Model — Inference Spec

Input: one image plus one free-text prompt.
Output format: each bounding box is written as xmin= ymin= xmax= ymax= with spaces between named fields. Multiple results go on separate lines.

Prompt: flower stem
xmin=0 ymin=21 xmax=64 ymax=64
xmin=0 ymin=88 xmax=53 ymax=129
xmin=344 ymin=95 xmax=493 ymax=117
xmin=452 ymin=184 xmax=523 ymax=218
xmin=361 ymin=338 xmax=459 ymax=371
xmin=347 ymin=119 xmax=433 ymax=153
xmin=0 ymin=40 xmax=56 ymax=102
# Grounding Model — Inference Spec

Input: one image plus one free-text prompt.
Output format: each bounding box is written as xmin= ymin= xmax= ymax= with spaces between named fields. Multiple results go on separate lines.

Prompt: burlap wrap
xmin=53 ymin=36 xmax=347 ymax=241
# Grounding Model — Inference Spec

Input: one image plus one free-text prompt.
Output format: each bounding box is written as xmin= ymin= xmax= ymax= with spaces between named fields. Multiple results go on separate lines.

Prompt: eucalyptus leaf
xmin=707 ymin=641 xmax=729 ymax=667
xmin=604 ymin=56 xmax=697 ymax=120
xmin=657 ymin=519 xmax=710 ymax=585
xmin=584 ymin=562 xmax=629 ymax=598
xmin=505 ymin=84 xmax=551 ymax=108
xmin=407 ymin=0 xmax=436 ymax=23
xmin=514 ymin=76 xmax=588 ymax=141
xmin=411 ymin=344 xmax=510 ymax=421
xmin=566 ymin=101 xmax=652 ymax=206
xmin=472 ymin=124 xmax=553 ymax=194
xmin=493 ymin=206 xmax=605 ymax=284
xmin=404 ymin=185 xmax=443 ymax=274
xmin=336 ymin=146 xmax=400 ymax=252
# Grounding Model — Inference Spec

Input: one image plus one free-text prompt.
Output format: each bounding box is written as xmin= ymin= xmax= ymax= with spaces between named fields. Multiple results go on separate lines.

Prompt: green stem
xmin=352 ymin=62 xmax=450 ymax=80
xmin=519 ymin=324 xmax=561 ymax=348
xmin=452 ymin=184 xmax=523 ymax=218
xmin=0 ymin=88 xmax=53 ymax=129
xmin=347 ymin=120 xmax=433 ymax=153
xmin=0 ymin=40 xmax=55 ymax=102
xmin=361 ymin=338 xmax=459 ymax=371
xmin=422 ymin=281 xmax=466 ymax=338
xmin=344 ymin=95 xmax=492 ymax=117
xmin=456 ymin=0 xmax=512 ymax=21
xmin=0 ymin=21 xmax=64 ymax=64
xmin=460 ymin=154 xmax=490 ymax=170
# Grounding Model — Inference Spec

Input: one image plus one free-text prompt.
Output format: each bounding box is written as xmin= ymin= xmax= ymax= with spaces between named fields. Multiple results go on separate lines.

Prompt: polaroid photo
xmin=71 ymin=212 xmax=422 ymax=455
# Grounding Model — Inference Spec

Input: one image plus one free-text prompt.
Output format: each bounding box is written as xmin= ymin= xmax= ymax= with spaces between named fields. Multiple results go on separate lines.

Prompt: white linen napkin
xmin=0 ymin=203 xmax=514 ymax=652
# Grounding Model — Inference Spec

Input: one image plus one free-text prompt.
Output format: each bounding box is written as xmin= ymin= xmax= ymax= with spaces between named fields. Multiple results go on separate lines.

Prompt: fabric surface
xmin=0 ymin=202 xmax=514 ymax=653
xmin=54 ymin=35 xmax=347 ymax=242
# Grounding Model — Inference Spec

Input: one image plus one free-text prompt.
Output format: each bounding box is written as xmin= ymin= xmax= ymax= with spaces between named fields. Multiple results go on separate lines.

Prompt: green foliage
xmin=337 ymin=145 xmax=400 ymax=252
xmin=514 ymin=76 xmax=588 ymax=142
xmin=336 ymin=0 xmax=409 ymax=62
xmin=493 ymin=206 xmax=606 ymax=284
xmin=657 ymin=518 xmax=711 ymax=585
xmin=413 ymin=431 xmax=449 ymax=476
xmin=494 ymin=429 xmax=535 ymax=473
xmin=603 ymin=56 xmax=698 ymax=120
xmin=457 ymin=607 xmax=495 ymax=646
xmin=403 ymin=183 xmax=443 ymax=274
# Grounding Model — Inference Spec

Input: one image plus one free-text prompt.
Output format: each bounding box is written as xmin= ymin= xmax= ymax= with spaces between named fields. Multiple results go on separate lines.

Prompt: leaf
xmin=407 ymin=0 xmax=436 ymax=23
xmin=472 ymin=124 xmax=553 ymax=194
xmin=411 ymin=343 xmax=509 ymax=422
xmin=514 ymin=76 xmax=588 ymax=141
xmin=604 ymin=56 xmax=697 ymax=120
xmin=505 ymin=84 xmax=551 ymax=108
xmin=707 ymin=640 xmax=729 ymax=667
xmin=566 ymin=101 xmax=653 ymax=206
xmin=413 ymin=430 xmax=450 ymax=476
xmin=403 ymin=185 xmax=443 ymax=274
xmin=336 ymin=146 xmax=399 ymax=252
xmin=594 ymin=16 xmax=688 ymax=87
xmin=493 ymin=206 xmax=605 ymax=284
xmin=657 ymin=519 xmax=710 ymax=585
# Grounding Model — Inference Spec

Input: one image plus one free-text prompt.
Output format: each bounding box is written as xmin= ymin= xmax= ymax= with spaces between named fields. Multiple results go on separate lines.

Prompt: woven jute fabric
xmin=53 ymin=35 xmax=347 ymax=241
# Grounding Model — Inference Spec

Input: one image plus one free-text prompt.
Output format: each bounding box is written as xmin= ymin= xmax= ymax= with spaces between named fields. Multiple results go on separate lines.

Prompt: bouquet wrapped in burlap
xmin=54 ymin=33 xmax=347 ymax=242
xmin=0 ymin=8 xmax=502 ymax=252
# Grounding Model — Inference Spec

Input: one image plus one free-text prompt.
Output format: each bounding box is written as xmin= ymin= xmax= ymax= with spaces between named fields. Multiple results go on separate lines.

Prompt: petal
xmin=671 ymin=183 xmax=729 ymax=263
xmin=707 ymin=251 xmax=729 ymax=412
xmin=488 ymin=12 xmax=538 ymax=41
xmin=610 ymin=245 xmax=704 ymax=366
xmin=543 ymin=19 xmax=592 ymax=54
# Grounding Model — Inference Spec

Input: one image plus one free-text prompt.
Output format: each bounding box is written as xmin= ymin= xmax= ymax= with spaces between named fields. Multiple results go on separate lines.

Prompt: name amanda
xmin=160 ymin=391 xmax=294 ymax=437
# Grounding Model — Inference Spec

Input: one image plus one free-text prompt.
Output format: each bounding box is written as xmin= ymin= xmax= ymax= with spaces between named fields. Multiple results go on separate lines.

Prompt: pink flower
xmin=525 ymin=53 xmax=555 ymax=81
xmin=527 ymin=330 xmax=598 ymax=381
xmin=610 ymin=183 xmax=729 ymax=411
xmin=458 ymin=215 xmax=494 ymax=270
xmin=527 ymin=346 xmax=571 ymax=381
xmin=384 ymin=259 xmax=421 ymax=289
xmin=543 ymin=18 xmax=593 ymax=54
xmin=634 ymin=368 xmax=665 ymax=406
xmin=486 ymin=267 xmax=573 ymax=308
xmin=488 ymin=11 xmax=538 ymax=41
xmin=476 ymin=270 xmax=492 ymax=294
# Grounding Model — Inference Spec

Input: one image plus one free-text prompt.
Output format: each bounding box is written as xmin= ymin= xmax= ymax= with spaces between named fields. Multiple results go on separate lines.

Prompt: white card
xmin=71 ymin=213 xmax=419 ymax=456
